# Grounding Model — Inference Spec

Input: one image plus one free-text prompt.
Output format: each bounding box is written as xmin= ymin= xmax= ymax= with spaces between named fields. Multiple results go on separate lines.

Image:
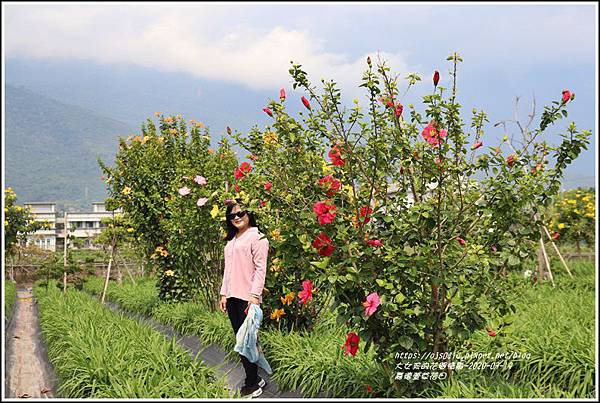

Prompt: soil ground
xmin=5 ymin=284 xmax=57 ymax=398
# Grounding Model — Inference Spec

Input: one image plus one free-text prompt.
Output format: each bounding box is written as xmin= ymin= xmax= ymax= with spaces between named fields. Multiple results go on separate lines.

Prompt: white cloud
xmin=3 ymin=4 xmax=413 ymax=92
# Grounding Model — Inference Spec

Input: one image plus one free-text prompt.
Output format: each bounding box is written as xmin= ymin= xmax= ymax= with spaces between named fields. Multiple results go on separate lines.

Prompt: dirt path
xmin=5 ymin=285 xmax=57 ymax=398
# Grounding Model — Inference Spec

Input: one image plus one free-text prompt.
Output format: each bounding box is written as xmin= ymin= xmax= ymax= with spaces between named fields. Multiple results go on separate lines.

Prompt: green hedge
xmin=34 ymin=280 xmax=231 ymax=398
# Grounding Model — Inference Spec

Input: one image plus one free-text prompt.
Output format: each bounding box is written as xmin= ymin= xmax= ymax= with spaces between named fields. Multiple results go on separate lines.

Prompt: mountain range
xmin=3 ymin=58 xmax=595 ymax=213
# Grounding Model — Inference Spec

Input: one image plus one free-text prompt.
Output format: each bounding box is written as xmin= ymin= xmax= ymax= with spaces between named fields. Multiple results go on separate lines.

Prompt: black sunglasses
xmin=227 ymin=211 xmax=247 ymax=221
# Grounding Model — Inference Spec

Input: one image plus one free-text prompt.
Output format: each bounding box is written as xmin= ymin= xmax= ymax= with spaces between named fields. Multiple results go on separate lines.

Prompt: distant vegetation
xmin=4 ymin=85 xmax=134 ymax=212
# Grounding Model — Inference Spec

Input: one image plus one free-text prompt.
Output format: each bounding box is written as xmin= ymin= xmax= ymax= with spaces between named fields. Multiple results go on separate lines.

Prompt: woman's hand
xmin=219 ymin=296 xmax=227 ymax=313
xmin=248 ymin=295 xmax=260 ymax=305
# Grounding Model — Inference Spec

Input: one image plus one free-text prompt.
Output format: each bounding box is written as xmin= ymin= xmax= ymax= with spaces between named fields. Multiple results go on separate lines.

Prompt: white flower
xmin=197 ymin=197 xmax=209 ymax=207
xmin=178 ymin=186 xmax=191 ymax=196
xmin=523 ymin=270 xmax=533 ymax=278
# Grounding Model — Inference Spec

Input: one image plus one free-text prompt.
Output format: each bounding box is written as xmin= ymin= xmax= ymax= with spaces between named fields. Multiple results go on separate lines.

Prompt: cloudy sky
xmin=3 ymin=2 xmax=598 ymax=187
xmin=4 ymin=3 xmax=596 ymax=89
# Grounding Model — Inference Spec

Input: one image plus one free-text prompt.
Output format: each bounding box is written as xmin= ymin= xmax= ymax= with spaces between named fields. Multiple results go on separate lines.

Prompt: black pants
xmin=226 ymin=297 xmax=259 ymax=387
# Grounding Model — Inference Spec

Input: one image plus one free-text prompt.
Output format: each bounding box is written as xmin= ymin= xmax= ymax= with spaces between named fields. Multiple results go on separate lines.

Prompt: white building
xmin=22 ymin=202 xmax=123 ymax=251
xmin=23 ymin=202 xmax=57 ymax=251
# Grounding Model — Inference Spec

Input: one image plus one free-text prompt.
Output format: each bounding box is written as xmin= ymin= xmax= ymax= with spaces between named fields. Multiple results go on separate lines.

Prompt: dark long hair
xmin=224 ymin=201 xmax=260 ymax=241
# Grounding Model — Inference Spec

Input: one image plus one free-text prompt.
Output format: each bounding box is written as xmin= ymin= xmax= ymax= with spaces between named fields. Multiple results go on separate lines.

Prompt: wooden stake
xmin=539 ymin=237 xmax=554 ymax=287
xmin=541 ymin=225 xmax=573 ymax=277
xmin=537 ymin=242 xmax=544 ymax=286
xmin=101 ymin=243 xmax=114 ymax=304
xmin=63 ymin=212 xmax=68 ymax=293
xmin=121 ymin=258 xmax=136 ymax=285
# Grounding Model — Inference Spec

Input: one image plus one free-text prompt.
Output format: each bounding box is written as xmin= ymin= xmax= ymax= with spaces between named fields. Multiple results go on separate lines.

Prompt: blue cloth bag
xmin=234 ymin=304 xmax=272 ymax=374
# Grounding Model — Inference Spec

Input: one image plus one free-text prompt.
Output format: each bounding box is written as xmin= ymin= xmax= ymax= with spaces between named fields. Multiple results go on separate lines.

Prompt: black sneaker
xmin=240 ymin=383 xmax=262 ymax=398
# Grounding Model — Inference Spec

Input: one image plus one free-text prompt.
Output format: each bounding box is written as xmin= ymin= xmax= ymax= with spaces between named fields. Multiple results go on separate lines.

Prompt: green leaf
xmin=398 ymin=335 xmax=413 ymax=349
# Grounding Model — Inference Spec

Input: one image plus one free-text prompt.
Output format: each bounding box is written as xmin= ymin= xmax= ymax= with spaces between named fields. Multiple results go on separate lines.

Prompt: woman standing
xmin=219 ymin=201 xmax=269 ymax=398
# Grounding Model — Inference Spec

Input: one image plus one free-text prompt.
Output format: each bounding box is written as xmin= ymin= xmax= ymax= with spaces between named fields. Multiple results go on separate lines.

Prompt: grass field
xmin=81 ymin=260 xmax=596 ymax=398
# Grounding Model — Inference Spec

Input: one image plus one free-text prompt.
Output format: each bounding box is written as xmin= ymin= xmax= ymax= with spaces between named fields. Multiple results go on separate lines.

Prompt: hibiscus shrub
xmin=231 ymin=53 xmax=591 ymax=394
xmin=99 ymin=115 xmax=238 ymax=308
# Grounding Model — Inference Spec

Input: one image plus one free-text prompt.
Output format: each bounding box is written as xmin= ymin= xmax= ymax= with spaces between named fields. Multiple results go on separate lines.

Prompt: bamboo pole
xmin=63 ymin=212 xmax=68 ymax=293
xmin=541 ymin=225 xmax=573 ymax=277
xmin=121 ymin=258 xmax=136 ymax=285
xmin=537 ymin=243 xmax=544 ymax=286
xmin=101 ymin=243 xmax=114 ymax=304
xmin=539 ymin=237 xmax=555 ymax=287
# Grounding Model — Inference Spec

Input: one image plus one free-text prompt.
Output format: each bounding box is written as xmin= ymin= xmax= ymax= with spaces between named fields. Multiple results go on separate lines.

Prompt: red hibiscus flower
xmin=233 ymin=162 xmax=252 ymax=179
xmin=234 ymin=184 xmax=241 ymax=193
xmin=312 ymin=232 xmax=334 ymax=256
xmin=366 ymin=239 xmax=383 ymax=247
xmin=552 ymin=232 xmax=560 ymax=240
xmin=301 ymin=96 xmax=311 ymax=110
xmin=280 ymin=88 xmax=286 ymax=102
xmin=365 ymin=385 xmax=373 ymax=393
xmin=313 ymin=200 xmax=337 ymax=225
xmin=264 ymin=182 xmax=273 ymax=191
xmin=507 ymin=154 xmax=517 ymax=168
xmin=394 ymin=104 xmax=403 ymax=117
xmin=359 ymin=206 xmax=373 ymax=224
xmin=318 ymin=175 xmax=342 ymax=196
xmin=562 ymin=90 xmax=571 ymax=104
xmin=486 ymin=327 xmax=497 ymax=337
xmin=259 ymin=200 xmax=267 ymax=208
xmin=456 ymin=237 xmax=466 ymax=246
xmin=433 ymin=70 xmax=440 ymax=87
xmin=263 ymin=107 xmax=274 ymax=117
xmin=341 ymin=332 xmax=360 ymax=356
xmin=328 ymin=145 xmax=346 ymax=166
xmin=298 ymin=279 xmax=314 ymax=304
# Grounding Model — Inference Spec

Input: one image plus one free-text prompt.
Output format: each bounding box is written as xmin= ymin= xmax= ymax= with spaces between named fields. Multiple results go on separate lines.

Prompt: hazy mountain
xmin=4 ymin=84 xmax=134 ymax=212
xmin=5 ymin=58 xmax=277 ymax=136
xmin=4 ymin=58 xmax=595 ymax=195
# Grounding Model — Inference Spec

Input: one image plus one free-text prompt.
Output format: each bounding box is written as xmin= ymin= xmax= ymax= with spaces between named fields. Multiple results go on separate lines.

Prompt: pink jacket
xmin=220 ymin=226 xmax=269 ymax=303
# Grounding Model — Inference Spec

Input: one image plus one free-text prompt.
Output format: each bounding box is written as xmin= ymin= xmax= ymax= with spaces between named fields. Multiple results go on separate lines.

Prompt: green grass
xmin=4 ymin=279 xmax=17 ymax=322
xmin=432 ymin=261 xmax=596 ymax=398
xmin=34 ymin=280 xmax=231 ymax=398
xmin=84 ymin=276 xmax=386 ymax=397
xmin=82 ymin=260 xmax=596 ymax=398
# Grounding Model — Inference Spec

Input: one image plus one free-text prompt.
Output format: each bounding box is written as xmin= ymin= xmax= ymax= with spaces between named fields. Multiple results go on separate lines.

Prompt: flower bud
xmin=263 ymin=107 xmax=274 ymax=117
xmin=433 ymin=70 xmax=440 ymax=87
xmin=301 ymin=96 xmax=311 ymax=110
xmin=279 ymin=88 xmax=286 ymax=102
